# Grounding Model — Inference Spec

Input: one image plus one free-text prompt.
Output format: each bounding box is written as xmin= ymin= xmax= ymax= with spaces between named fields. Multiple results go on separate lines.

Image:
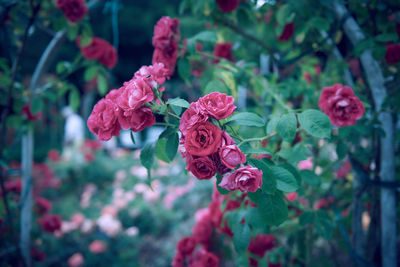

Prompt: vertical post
xmin=21 ymin=130 xmax=33 ymax=266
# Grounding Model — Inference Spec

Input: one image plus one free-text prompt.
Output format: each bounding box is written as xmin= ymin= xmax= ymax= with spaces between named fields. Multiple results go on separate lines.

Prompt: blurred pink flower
xmin=286 ymin=192 xmax=297 ymax=202
xmin=68 ymin=253 xmax=84 ymax=267
xmin=71 ymin=213 xmax=85 ymax=227
xmin=298 ymin=158 xmax=313 ymax=170
xmin=89 ymin=240 xmax=107 ymax=254
xmin=101 ymin=205 xmax=118 ymax=217
xmin=97 ymin=214 xmax=122 ymax=237
xmin=195 ymin=207 xmax=210 ymax=222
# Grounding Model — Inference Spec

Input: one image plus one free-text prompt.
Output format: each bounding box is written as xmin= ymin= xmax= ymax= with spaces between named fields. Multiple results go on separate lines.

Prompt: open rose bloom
xmin=318 ymin=84 xmax=365 ymax=127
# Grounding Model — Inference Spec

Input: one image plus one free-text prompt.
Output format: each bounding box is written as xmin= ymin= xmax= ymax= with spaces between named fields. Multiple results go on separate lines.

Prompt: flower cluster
xmin=172 ymin=187 xmax=280 ymax=266
xmin=152 ymin=16 xmax=180 ymax=78
xmin=318 ymin=84 xmax=365 ymax=127
xmin=56 ymin=0 xmax=88 ymax=23
xmin=87 ymin=63 xmax=169 ymax=141
xmin=179 ymin=92 xmax=262 ymax=192
xmin=76 ymin=37 xmax=118 ymax=69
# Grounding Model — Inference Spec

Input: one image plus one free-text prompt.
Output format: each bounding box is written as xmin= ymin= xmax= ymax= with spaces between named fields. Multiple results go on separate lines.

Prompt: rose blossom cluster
xmin=56 ymin=0 xmax=88 ymax=23
xmin=318 ymin=84 xmax=365 ymax=127
xmin=172 ymin=187 xmax=280 ymax=267
xmin=179 ymin=92 xmax=262 ymax=193
xmin=76 ymin=37 xmax=118 ymax=69
xmin=87 ymin=63 xmax=169 ymax=141
xmin=152 ymin=16 xmax=180 ymax=77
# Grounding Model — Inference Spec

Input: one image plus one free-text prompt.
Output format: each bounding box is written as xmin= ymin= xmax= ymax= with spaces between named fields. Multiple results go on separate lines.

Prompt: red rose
xmin=87 ymin=98 xmax=121 ymax=141
xmin=278 ymin=22 xmax=295 ymax=41
xmin=216 ymin=0 xmax=240 ymax=13
xmin=200 ymin=252 xmax=220 ymax=267
xmin=192 ymin=216 xmax=213 ymax=246
xmin=335 ymin=160 xmax=352 ymax=179
xmin=219 ymin=165 xmax=263 ymax=192
xmin=47 ymin=149 xmax=61 ymax=162
xmin=31 ymin=247 xmax=46 ymax=262
xmin=187 ymin=156 xmax=216 ymax=180
xmin=129 ymin=107 xmax=156 ymax=132
xmin=198 ymin=92 xmax=236 ymax=120
xmin=78 ymin=37 xmax=107 ymax=59
xmin=221 ymin=131 xmax=236 ymax=146
xmin=219 ymin=145 xmax=246 ymax=169
xmin=152 ymin=46 xmax=178 ymax=78
xmin=248 ymin=234 xmax=278 ymax=258
xmin=152 ymin=16 xmax=180 ymax=51
xmin=172 ymin=252 xmax=185 ymax=267
xmin=318 ymin=84 xmax=365 ymax=127
xmin=184 ymin=121 xmax=222 ymax=157
xmin=177 ymin=236 xmax=196 ymax=256
xmin=22 ymin=103 xmax=42 ymax=121
xmin=179 ymin=102 xmax=208 ymax=137
xmin=210 ymin=152 xmax=230 ymax=175
xmin=5 ymin=180 xmax=22 ymax=194
xmin=35 ymin=198 xmax=52 ymax=215
xmin=213 ymin=42 xmax=234 ymax=63
xmin=39 ymin=214 xmax=62 ymax=233
xmin=98 ymin=43 xmax=118 ymax=69
xmin=117 ymin=77 xmax=154 ymax=113
xmin=385 ymin=44 xmax=400 ymax=64
xmin=313 ymin=197 xmax=334 ymax=210
xmin=56 ymin=0 xmax=87 ymax=23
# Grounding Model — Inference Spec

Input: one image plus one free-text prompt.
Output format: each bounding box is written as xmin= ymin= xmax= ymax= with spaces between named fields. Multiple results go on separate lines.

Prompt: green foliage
xmin=298 ymin=109 xmax=331 ymax=139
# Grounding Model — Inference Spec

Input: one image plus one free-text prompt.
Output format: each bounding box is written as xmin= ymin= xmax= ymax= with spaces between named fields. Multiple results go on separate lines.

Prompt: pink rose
xmin=98 ymin=43 xmax=118 ymax=69
xmin=187 ymin=156 xmax=216 ymax=180
xmin=129 ymin=107 xmax=156 ymax=132
xmin=216 ymin=0 xmax=240 ymax=13
xmin=177 ymin=236 xmax=196 ymax=256
xmin=209 ymin=152 xmax=230 ymax=175
xmin=278 ymin=22 xmax=295 ymax=41
xmin=219 ymin=145 xmax=246 ymax=169
xmin=152 ymin=16 xmax=180 ymax=50
xmin=179 ymin=102 xmax=208 ymax=136
xmin=135 ymin=63 xmax=169 ymax=88
xmin=68 ymin=253 xmax=84 ymax=267
xmin=47 ymin=149 xmax=61 ymax=162
xmin=221 ymin=131 xmax=236 ymax=146
xmin=335 ymin=160 xmax=352 ymax=179
xmin=117 ymin=77 xmax=154 ymax=112
xmin=318 ymin=84 xmax=365 ymax=127
xmin=248 ymin=234 xmax=278 ymax=258
xmin=219 ymin=165 xmax=263 ymax=192
xmin=39 ymin=214 xmax=62 ymax=233
xmin=89 ymin=240 xmax=107 ymax=254
xmin=286 ymin=192 xmax=297 ymax=202
xmin=172 ymin=252 xmax=185 ymax=267
xmin=87 ymin=98 xmax=121 ymax=141
xmin=152 ymin=45 xmax=178 ymax=78
xmin=56 ymin=0 xmax=87 ymax=23
xmin=198 ymin=92 xmax=236 ymax=120
xmin=213 ymin=42 xmax=234 ymax=63
xmin=184 ymin=121 xmax=222 ymax=157
xmin=297 ymin=158 xmax=313 ymax=170
xmin=192 ymin=216 xmax=213 ymax=246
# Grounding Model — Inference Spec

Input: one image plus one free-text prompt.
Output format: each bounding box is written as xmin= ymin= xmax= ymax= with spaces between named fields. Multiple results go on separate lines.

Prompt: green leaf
xmin=178 ymin=58 xmax=191 ymax=86
xmin=298 ymin=109 xmax=331 ymax=139
xmin=84 ymin=66 xmax=98 ymax=82
xmin=299 ymin=211 xmax=314 ymax=226
xmin=308 ymin=17 xmax=331 ymax=31
xmin=276 ymin=4 xmax=293 ymax=25
xmin=167 ymin=97 xmax=190 ymax=108
xmin=204 ymin=79 xmax=229 ymax=95
xmin=315 ymin=210 xmax=333 ymax=239
xmin=166 ymin=132 xmax=179 ymax=161
xmin=280 ymin=163 xmax=302 ymax=186
xmin=130 ymin=131 xmax=135 ymax=145
xmin=233 ymin=222 xmax=251 ymax=255
xmin=159 ymin=127 xmax=176 ymax=139
xmin=217 ymin=70 xmax=236 ymax=97
xmin=155 ymin=139 xmax=171 ymax=163
xmin=240 ymin=146 xmax=272 ymax=155
xmin=30 ymin=97 xmax=44 ymax=115
xmin=66 ymin=24 xmax=79 ymax=41
xmin=194 ymin=31 xmax=217 ymax=42
xmin=375 ymin=33 xmax=398 ymax=42
xmin=257 ymin=191 xmax=288 ymax=226
xmin=227 ymin=112 xmax=265 ymax=127
xmin=97 ymin=74 xmax=108 ymax=96
xmin=69 ymin=90 xmax=80 ymax=111
xmin=248 ymin=159 xmax=276 ymax=194
xmin=140 ymin=143 xmax=155 ymax=169
xmin=272 ymin=166 xmax=298 ymax=192
xmin=277 ymin=113 xmax=297 ymax=142
xmin=336 ymin=141 xmax=347 ymax=160
xmin=266 ymin=117 xmax=279 ymax=134
xmin=300 ymin=170 xmax=320 ymax=186
xmin=278 ymin=144 xmax=308 ymax=164
xmin=216 ymin=174 xmax=230 ymax=195
xmin=245 ymin=207 xmax=264 ymax=230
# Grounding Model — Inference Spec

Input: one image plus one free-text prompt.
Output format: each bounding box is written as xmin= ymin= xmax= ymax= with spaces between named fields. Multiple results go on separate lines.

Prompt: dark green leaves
xmin=271 ymin=166 xmax=298 ymax=192
xmin=248 ymin=159 xmax=276 ymax=194
xmin=155 ymin=131 xmax=179 ymax=163
xmin=140 ymin=143 xmax=155 ymax=185
xmin=256 ymin=191 xmax=288 ymax=226
xmin=69 ymin=89 xmax=80 ymax=111
xmin=97 ymin=74 xmax=107 ymax=96
xmin=227 ymin=112 xmax=265 ymax=127
xmin=298 ymin=109 xmax=331 ymax=139
xmin=232 ymin=222 xmax=251 ymax=255
xmin=167 ymin=98 xmax=190 ymax=108
xmin=30 ymin=97 xmax=44 ymax=115
xmin=178 ymin=58 xmax=191 ymax=86
xmin=300 ymin=170 xmax=320 ymax=186
xmin=277 ymin=113 xmax=297 ymax=142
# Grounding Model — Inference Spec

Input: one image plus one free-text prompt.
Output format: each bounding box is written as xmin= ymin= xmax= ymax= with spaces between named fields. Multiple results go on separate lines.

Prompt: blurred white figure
xmin=62 ymin=107 xmax=84 ymax=146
